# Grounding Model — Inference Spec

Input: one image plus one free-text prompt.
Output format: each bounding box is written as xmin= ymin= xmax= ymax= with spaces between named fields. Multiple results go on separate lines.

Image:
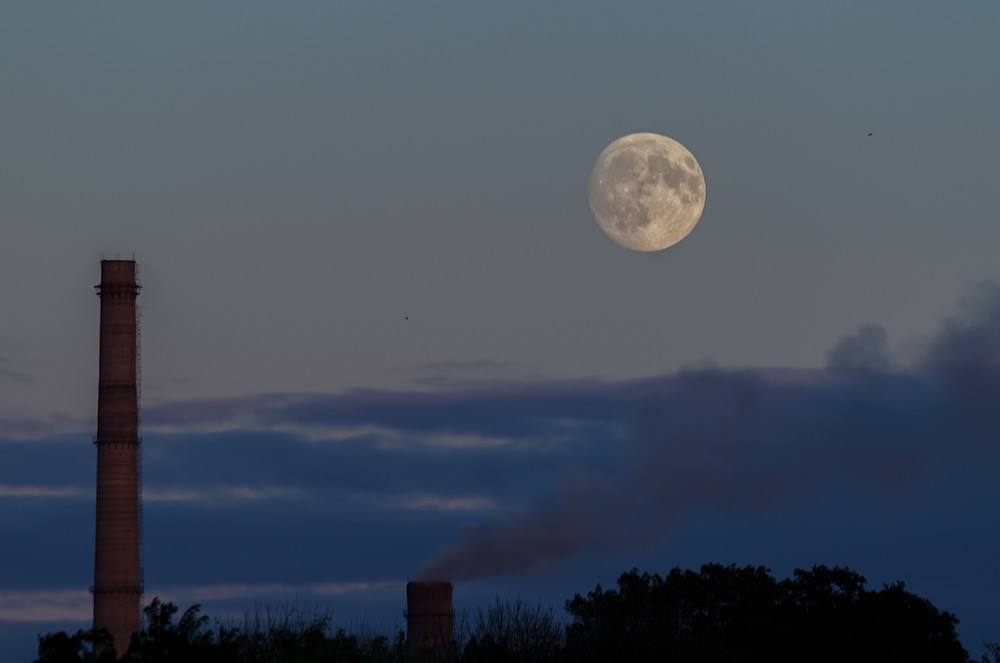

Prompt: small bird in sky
xmin=867 ymin=131 xmax=873 ymax=136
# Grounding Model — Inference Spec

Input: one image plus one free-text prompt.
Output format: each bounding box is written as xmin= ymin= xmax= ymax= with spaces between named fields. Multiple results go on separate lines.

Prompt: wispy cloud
xmin=143 ymin=486 xmax=498 ymax=511
xmin=0 ymin=413 xmax=88 ymax=439
xmin=154 ymin=580 xmax=404 ymax=605
xmin=141 ymin=379 xmax=634 ymax=446
xmin=309 ymin=580 xmax=401 ymax=597
xmin=0 ymin=581 xmax=403 ymax=624
xmin=0 ymin=368 xmax=32 ymax=384
xmin=372 ymin=493 xmax=498 ymax=512
xmin=0 ymin=590 xmax=91 ymax=622
xmin=143 ymin=485 xmax=306 ymax=503
xmin=0 ymin=485 xmax=88 ymax=498
xmin=416 ymin=359 xmax=514 ymax=375
xmin=0 ymin=356 xmax=31 ymax=384
xmin=410 ymin=359 xmax=555 ymax=388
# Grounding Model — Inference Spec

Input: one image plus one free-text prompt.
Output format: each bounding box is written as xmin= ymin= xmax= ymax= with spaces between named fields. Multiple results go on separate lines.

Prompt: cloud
xmin=155 ymin=580 xmax=399 ymax=604
xmin=921 ymin=281 xmax=1000 ymax=372
xmin=410 ymin=359 xmax=555 ymax=389
xmin=0 ymin=581 xmax=403 ymax=624
xmin=142 ymin=485 xmax=306 ymax=503
xmin=0 ymin=590 xmax=91 ymax=622
xmin=0 ymin=356 xmax=31 ymax=384
xmin=0 ymin=368 xmax=32 ymax=384
xmin=156 ymin=580 xmax=402 ymax=604
xmin=8 ymin=283 xmax=1000 ymax=610
xmin=311 ymin=580 xmax=401 ymax=596
xmin=0 ymin=413 xmax=88 ymax=439
xmin=141 ymin=379 xmax=634 ymax=446
xmin=826 ymin=323 xmax=896 ymax=372
xmin=0 ymin=485 xmax=88 ymax=498
xmin=381 ymin=494 xmax=498 ymax=512
xmin=415 ymin=359 xmax=515 ymax=377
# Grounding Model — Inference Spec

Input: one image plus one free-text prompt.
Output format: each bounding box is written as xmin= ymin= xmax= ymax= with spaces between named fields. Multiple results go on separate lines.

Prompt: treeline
xmin=35 ymin=564 xmax=997 ymax=662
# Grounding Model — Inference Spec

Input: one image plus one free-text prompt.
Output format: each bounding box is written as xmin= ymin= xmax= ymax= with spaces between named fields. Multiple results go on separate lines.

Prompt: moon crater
xmin=588 ymin=133 xmax=706 ymax=252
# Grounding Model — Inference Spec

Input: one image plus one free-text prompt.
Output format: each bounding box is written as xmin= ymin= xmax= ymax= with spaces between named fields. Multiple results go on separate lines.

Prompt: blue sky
xmin=2 ymin=2 xmax=1000 ymax=660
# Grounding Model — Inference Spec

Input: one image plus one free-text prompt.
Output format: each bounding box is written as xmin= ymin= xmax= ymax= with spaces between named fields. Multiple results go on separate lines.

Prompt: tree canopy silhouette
xmin=564 ymin=564 xmax=969 ymax=663
xmin=34 ymin=598 xmax=407 ymax=663
xmin=35 ymin=565 xmax=976 ymax=662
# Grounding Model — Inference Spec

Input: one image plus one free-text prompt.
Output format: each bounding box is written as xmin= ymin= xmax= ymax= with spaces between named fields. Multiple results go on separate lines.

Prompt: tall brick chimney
xmin=92 ymin=260 xmax=143 ymax=655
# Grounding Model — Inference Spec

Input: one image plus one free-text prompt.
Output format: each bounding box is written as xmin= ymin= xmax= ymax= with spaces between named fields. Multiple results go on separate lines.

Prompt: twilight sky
xmin=2 ymin=2 xmax=1000 ymax=660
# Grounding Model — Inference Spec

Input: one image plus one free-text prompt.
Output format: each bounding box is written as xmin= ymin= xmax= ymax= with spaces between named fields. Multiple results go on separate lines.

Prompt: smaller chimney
xmin=406 ymin=581 xmax=454 ymax=654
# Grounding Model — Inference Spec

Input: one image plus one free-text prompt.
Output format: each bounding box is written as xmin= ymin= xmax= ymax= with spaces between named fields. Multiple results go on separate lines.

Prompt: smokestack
xmin=406 ymin=581 xmax=454 ymax=654
xmin=92 ymin=260 xmax=143 ymax=655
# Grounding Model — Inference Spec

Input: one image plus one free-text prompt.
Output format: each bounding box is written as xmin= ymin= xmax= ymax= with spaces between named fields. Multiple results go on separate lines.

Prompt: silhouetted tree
xmin=34 ymin=570 xmax=975 ymax=663
xmin=981 ymin=642 xmax=1000 ymax=663
xmin=34 ymin=628 xmax=116 ymax=663
xmin=227 ymin=601 xmax=408 ymax=663
xmin=35 ymin=599 xmax=408 ymax=663
xmin=129 ymin=598 xmax=221 ymax=662
xmin=459 ymin=597 xmax=564 ymax=663
xmin=564 ymin=564 xmax=969 ymax=663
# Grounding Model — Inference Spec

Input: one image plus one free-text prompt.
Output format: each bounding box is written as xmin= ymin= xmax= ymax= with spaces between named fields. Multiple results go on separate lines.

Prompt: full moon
xmin=588 ymin=132 xmax=706 ymax=252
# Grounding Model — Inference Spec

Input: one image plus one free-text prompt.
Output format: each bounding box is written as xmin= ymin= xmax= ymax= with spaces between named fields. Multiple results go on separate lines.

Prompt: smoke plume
xmin=418 ymin=284 xmax=1000 ymax=582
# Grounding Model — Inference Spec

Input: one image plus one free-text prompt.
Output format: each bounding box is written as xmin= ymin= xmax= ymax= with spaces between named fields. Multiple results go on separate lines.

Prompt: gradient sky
xmin=3 ymin=2 xmax=1000 ymax=660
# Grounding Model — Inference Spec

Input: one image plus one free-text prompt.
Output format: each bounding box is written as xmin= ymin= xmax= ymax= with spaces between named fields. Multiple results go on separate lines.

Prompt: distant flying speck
xmin=868 ymin=132 xmax=873 ymax=136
